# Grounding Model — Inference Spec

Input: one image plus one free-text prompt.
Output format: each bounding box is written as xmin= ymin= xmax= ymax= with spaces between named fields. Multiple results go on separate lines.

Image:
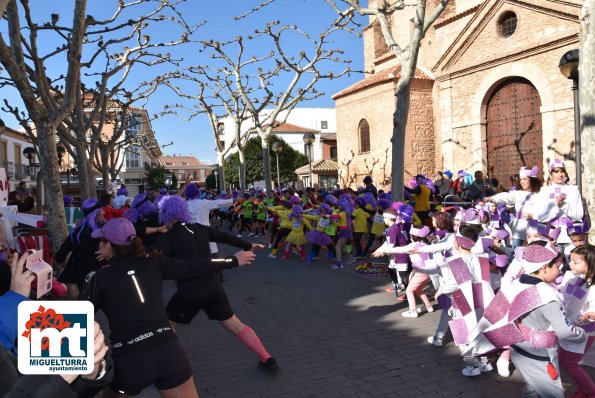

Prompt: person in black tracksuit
xmin=153 ymin=195 xmax=277 ymax=370
xmin=87 ymin=217 xmax=255 ymax=397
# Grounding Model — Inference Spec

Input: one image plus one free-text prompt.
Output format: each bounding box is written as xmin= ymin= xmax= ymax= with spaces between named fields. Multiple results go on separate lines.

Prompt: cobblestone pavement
xmin=106 ymin=241 xmax=591 ymax=397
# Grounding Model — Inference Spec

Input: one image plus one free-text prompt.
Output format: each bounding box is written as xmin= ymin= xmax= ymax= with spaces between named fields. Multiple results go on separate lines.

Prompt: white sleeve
xmin=209 ymin=198 xmax=234 ymax=210
xmin=381 ymin=242 xmax=417 ymax=254
xmin=586 ymin=286 xmax=595 ymax=314
xmin=559 ymin=186 xmax=584 ymax=221
xmin=489 ymin=191 xmax=516 ymax=206
xmin=419 ymin=236 xmax=454 ymax=254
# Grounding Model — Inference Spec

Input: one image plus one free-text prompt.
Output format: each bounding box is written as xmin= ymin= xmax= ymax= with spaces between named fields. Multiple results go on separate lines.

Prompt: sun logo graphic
xmin=18 ymin=301 xmax=94 ymax=374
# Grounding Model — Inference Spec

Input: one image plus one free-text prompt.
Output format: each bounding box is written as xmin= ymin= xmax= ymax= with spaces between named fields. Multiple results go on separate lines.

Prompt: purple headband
xmin=410 ymin=226 xmax=431 ymax=238
xmin=455 ymin=230 xmax=476 ymax=250
xmin=519 ymin=166 xmax=539 ymax=178
xmin=489 ymin=254 xmax=509 ymax=268
xmin=549 ymin=159 xmax=566 ymax=172
xmin=569 ymin=220 xmax=591 ymax=235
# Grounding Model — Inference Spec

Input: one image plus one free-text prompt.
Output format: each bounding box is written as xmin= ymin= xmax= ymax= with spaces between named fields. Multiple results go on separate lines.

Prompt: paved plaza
xmin=102 ymin=241 xmax=594 ymax=398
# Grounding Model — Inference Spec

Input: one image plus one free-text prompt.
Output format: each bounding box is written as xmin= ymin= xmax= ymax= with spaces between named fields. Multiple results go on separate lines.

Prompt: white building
xmin=219 ymin=108 xmax=336 ymax=161
xmin=0 ymin=126 xmax=37 ymax=190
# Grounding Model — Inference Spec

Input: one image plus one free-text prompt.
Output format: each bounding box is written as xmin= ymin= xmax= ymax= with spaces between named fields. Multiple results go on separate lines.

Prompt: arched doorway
xmin=485 ymin=77 xmax=543 ymax=188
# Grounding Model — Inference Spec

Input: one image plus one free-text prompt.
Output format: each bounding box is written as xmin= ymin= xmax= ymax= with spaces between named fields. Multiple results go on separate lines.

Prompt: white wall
xmin=220 ymin=108 xmax=336 ymax=162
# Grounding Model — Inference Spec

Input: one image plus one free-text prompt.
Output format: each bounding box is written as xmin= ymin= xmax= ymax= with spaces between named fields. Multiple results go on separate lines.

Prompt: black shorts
xmin=166 ymin=281 xmax=234 ymax=324
xmin=109 ymin=338 xmax=192 ymax=395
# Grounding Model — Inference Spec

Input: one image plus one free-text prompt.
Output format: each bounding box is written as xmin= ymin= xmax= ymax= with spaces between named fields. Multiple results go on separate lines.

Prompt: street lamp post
xmin=214 ymin=167 xmax=219 ymax=193
xmin=23 ymin=147 xmax=36 ymax=176
xmin=559 ymin=49 xmax=581 ymax=194
xmin=272 ymin=142 xmax=283 ymax=190
xmin=302 ymin=133 xmax=315 ymax=189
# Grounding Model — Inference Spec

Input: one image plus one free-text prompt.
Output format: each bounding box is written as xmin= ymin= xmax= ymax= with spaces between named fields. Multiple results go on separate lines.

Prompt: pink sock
xmin=237 ymin=326 xmax=271 ymax=362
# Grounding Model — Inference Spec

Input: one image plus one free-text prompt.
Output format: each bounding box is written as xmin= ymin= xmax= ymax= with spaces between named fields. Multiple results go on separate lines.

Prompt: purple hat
xmin=92 ymin=218 xmax=136 ymax=246
xmin=117 ymin=187 xmax=128 ymax=196
xmin=489 ymin=254 xmax=509 ymax=268
xmin=519 ymin=166 xmax=539 ymax=178
xmin=289 ymin=195 xmax=301 ymax=205
xmin=410 ymin=226 xmax=431 ymax=238
xmin=460 ymin=208 xmax=481 ymax=225
xmin=184 ymin=183 xmax=200 ymax=200
xmin=457 ymin=170 xmax=466 ymax=178
xmin=443 ymin=170 xmax=453 ymax=178
xmin=569 ymin=220 xmax=591 ymax=235
xmin=549 ymin=159 xmax=566 ymax=172
xmin=522 ymin=243 xmax=559 ymax=273
xmin=490 ymin=229 xmax=510 ymax=240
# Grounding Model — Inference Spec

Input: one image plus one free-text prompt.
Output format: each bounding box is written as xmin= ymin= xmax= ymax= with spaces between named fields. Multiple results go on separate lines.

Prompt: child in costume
xmin=242 ymin=195 xmax=255 ymax=237
xmin=305 ymin=204 xmax=337 ymax=266
xmin=364 ymin=198 xmax=391 ymax=257
xmin=324 ymin=194 xmax=339 ymax=263
xmin=267 ymin=197 xmax=296 ymax=258
xmin=559 ymin=244 xmax=595 ymax=397
xmin=372 ymin=206 xmax=410 ymax=298
xmin=352 ymin=197 xmax=371 ymax=258
xmin=279 ymin=204 xmax=311 ymax=261
xmin=255 ymin=195 xmax=267 ymax=237
xmin=373 ymin=225 xmax=434 ymax=316
xmin=332 ymin=198 xmax=354 ymax=270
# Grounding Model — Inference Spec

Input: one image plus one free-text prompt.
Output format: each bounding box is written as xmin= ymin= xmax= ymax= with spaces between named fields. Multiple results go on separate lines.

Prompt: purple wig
xmin=289 ymin=195 xmax=301 ymax=206
xmin=82 ymin=198 xmax=99 ymax=216
xmin=184 ymin=183 xmax=200 ymax=200
xmin=117 ymin=187 xmax=128 ymax=196
xmin=288 ymin=205 xmax=304 ymax=221
xmin=159 ymin=195 xmax=192 ymax=225
xmin=63 ymin=195 xmax=73 ymax=208
xmin=363 ymin=192 xmax=376 ymax=209
xmin=355 ymin=197 xmax=367 ymax=209
xmin=316 ymin=204 xmax=332 ymax=215
xmin=125 ymin=194 xmax=158 ymax=223
xmin=324 ymin=194 xmax=338 ymax=206
xmin=376 ymin=199 xmax=391 ymax=212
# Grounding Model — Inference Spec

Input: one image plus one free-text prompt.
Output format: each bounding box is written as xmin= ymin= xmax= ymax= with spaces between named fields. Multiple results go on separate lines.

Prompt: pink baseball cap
xmin=92 ymin=218 xmax=137 ymax=246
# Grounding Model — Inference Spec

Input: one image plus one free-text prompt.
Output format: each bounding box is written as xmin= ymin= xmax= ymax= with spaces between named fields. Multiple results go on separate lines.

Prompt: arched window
xmin=358 ymin=119 xmax=370 ymax=153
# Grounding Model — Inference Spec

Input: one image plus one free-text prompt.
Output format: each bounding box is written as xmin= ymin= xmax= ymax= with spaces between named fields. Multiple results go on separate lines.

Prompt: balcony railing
xmin=0 ymin=160 xmax=35 ymax=180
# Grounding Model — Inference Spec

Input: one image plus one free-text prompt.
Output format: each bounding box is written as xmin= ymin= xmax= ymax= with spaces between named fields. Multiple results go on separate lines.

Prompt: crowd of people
xmin=1 ymin=159 xmax=594 ymax=397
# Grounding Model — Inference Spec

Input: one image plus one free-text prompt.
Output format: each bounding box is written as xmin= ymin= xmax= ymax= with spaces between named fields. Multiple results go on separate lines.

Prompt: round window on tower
xmin=497 ymin=11 xmax=517 ymax=38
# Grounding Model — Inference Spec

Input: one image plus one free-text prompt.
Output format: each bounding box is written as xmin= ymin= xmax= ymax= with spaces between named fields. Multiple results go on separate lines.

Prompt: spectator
xmin=7 ymin=192 xmax=34 ymax=213
xmin=362 ymin=176 xmax=378 ymax=199
xmin=14 ymin=181 xmax=29 ymax=199
xmin=433 ymin=171 xmax=452 ymax=198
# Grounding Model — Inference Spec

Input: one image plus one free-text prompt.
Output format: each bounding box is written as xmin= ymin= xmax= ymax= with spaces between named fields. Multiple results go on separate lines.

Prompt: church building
xmin=333 ymin=0 xmax=580 ymax=190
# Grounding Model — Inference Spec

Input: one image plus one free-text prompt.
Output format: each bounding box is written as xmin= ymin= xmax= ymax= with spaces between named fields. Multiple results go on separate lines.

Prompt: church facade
xmin=333 ymin=0 xmax=580 ymax=190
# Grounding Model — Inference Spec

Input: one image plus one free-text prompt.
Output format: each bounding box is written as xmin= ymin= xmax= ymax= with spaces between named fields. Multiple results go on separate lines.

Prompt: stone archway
xmin=485 ymin=77 xmax=543 ymax=187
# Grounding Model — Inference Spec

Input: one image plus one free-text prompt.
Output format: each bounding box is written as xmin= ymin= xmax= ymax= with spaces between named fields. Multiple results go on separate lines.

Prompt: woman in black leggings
xmin=88 ymin=218 xmax=255 ymax=397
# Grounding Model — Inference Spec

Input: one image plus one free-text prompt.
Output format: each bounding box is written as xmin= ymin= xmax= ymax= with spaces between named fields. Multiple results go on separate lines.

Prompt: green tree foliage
xmin=147 ymin=166 xmax=178 ymax=190
xmin=224 ymin=135 xmax=308 ymax=188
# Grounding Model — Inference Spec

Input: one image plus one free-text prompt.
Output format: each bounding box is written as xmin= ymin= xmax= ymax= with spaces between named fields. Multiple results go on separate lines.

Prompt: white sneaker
xmin=427 ymin=336 xmax=443 ymax=347
xmin=426 ymin=305 xmax=434 ymax=313
xmin=268 ymin=253 xmax=276 ymax=259
xmin=237 ymin=234 xmax=243 ymax=238
xmin=401 ymin=310 xmax=418 ymax=318
xmin=480 ymin=362 xmax=493 ymax=373
xmin=267 ymin=243 xmax=273 ymax=249
xmin=462 ymin=365 xmax=481 ymax=377
xmin=496 ymin=357 xmax=510 ymax=377
xmin=248 ymin=232 xmax=255 ymax=237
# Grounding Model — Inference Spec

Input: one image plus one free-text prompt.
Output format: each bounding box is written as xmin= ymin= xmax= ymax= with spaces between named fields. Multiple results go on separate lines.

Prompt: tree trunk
xmin=579 ymin=0 xmax=595 ymax=242
xmin=262 ymin=138 xmax=272 ymax=193
xmin=391 ymin=69 xmax=413 ymax=202
xmin=217 ymin=152 xmax=225 ymax=191
xmin=238 ymin=150 xmax=246 ymax=192
xmin=36 ymin=123 xmax=68 ymax=253
xmin=74 ymin=143 xmax=93 ymax=199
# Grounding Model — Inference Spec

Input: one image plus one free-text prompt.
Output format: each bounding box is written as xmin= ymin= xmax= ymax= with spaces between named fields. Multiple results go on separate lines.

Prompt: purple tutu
xmin=338 ymin=228 xmax=352 ymax=240
xmin=306 ymin=230 xmax=333 ymax=246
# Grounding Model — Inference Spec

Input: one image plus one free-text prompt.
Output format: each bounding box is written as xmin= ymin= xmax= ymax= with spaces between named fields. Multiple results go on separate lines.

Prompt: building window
xmin=321 ymin=121 xmax=328 ymax=129
xmin=125 ymin=145 xmax=142 ymax=168
xmin=358 ymin=119 xmax=370 ymax=154
xmin=497 ymin=12 xmax=517 ymax=38
xmin=125 ymin=115 xmax=142 ymax=137
xmin=330 ymin=147 xmax=337 ymax=160
xmin=319 ymin=175 xmax=337 ymax=189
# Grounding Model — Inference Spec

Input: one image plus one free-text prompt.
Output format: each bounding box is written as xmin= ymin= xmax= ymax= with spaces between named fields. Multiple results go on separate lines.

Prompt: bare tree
xmin=211 ymin=18 xmax=353 ymax=192
xmin=0 ymin=0 xmax=88 ymax=249
xmin=325 ymin=0 xmax=449 ymax=201
xmin=579 ymin=0 xmax=595 ymax=240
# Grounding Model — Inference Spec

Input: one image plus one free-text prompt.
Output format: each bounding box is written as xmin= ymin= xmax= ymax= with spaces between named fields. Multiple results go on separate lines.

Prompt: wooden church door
xmin=485 ymin=77 xmax=543 ymax=188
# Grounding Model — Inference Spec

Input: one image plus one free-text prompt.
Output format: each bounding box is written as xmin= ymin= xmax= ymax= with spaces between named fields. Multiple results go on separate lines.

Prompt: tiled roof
xmin=161 ymin=155 xmax=206 ymax=167
xmin=332 ymin=65 xmax=433 ymax=100
xmin=265 ymin=121 xmax=319 ymax=134
xmin=320 ymin=133 xmax=336 ymax=140
xmin=434 ymin=3 xmax=482 ymax=29
xmin=295 ymin=158 xmax=339 ymax=174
